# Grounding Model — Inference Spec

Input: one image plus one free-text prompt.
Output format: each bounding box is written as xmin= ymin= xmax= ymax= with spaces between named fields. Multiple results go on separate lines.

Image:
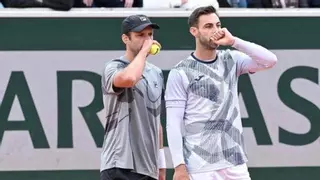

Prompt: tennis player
xmin=100 ymin=14 xmax=166 ymax=180
xmin=165 ymin=5 xmax=277 ymax=180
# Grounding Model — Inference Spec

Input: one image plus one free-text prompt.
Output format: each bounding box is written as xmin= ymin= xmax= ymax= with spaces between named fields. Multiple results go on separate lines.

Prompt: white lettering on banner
xmin=0 ymin=50 xmax=319 ymax=170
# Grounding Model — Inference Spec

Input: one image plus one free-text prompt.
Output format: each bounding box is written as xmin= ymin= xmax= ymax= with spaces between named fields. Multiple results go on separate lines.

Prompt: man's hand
xmin=211 ymin=28 xmax=235 ymax=46
xmin=159 ymin=168 xmax=166 ymax=180
xmin=181 ymin=0 xmax=188 ymax=5
xmin=124 ymin=0 xmax=134 ymax=7
xmin=140 ymin=39 xmax=161 ymax=55
xmin=83 ymin=0 xmax=93 ymax=6
xmin=173 ymin=164 xmax=189 ymax=180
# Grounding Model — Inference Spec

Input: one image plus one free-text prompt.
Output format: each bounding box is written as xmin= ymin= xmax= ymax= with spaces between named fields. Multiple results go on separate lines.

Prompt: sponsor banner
xmin=0 ymin=50 xmax=319 ymax=170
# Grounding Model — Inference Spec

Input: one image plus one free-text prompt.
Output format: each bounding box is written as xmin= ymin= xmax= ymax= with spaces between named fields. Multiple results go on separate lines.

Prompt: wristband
xmin=158 ymin=149 xmax=166 ymax=168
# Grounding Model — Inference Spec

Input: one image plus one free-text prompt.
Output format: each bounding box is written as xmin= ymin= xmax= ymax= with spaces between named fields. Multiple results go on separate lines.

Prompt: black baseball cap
xmin=121 ymin=14 xmax=160 ymax=34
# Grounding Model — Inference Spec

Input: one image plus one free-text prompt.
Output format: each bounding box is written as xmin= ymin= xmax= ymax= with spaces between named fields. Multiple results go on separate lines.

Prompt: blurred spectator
xmin=168 ymin=0 xmax=219 ymax=9
xmin=74 ymin=0 xmax=94 ymax=7
xmin=0 ymin=0 xmax=318 ymax=10
xmin=309 ymin=0 xmax=320 ymax=7
xmin=83 ymin=0 xmax=94 ymax=6
xmin=143 ymin=0 xmax=171 ymax=8
xmin=247 ymin=0 xmax=273 ymax=7
xmin=0 ymin=0 xmax=40 ymax=8
xmin=0 ymin=0 xmax=73 ymax=10
xmin=142 ymin=0 xmax=219 ymax=9
xmin=271 ymin=0 xmax=308 ymax=7
xmin=246 ymin=0 xmax=311 ymax=7
xmin=227 ymin=0 xmax=247 ymax=7
xmin=94 ymin=0 xmax=142 ymax=7
xmin=0 ymin=0 xmax=94 ymax=9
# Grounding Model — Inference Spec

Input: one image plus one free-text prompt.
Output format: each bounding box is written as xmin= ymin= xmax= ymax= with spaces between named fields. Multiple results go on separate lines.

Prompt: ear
xmin=121 ymin=34 xmax=130 ymax=44
xmin=189 ymin=27 xmax=198 ymax=37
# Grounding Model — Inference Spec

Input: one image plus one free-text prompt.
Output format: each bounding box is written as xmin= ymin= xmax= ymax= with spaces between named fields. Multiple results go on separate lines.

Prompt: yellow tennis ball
xmin=149 ymin=44 xmax=160 ymax=55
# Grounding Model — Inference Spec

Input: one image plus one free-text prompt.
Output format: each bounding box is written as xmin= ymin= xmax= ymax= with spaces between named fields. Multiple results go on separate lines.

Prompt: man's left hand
xmin=124 ymin=0 xmax=134 ymax=7
xmin=159 ymin=168 xmax=166 ymax=180
xmin=211 ymin=28 xmax=235 ymax=46
xmin=83 ymin=0 xmax=93 ymax=6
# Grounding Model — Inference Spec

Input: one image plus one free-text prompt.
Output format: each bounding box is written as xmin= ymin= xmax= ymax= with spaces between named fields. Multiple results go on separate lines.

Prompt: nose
xmin=145 ymin=36 xmax=152 ymax=40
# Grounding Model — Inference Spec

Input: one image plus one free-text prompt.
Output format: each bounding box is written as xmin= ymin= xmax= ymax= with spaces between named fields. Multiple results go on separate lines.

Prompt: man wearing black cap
xmin=100 ymin=14 xmax=166 ymax=180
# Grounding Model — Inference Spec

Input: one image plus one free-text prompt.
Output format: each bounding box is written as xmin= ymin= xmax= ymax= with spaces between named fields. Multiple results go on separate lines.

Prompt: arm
xmin=113 ymin=39 xmax=157 ymax=88
xmin=113 ymin=50 xmax=149 ymax=88
xmin=159 ymin=70 xmax=165 ymax=151
xmin=159 ymin=124 xmax=165 ymax=163
xmin=102 ymin=61 xmax=125 ymax=95
xmin=164 ymin=69 xmax=188 ymax=169
xmin=158 ymin=76 xmax=166 ymax=180
xmin=231 ymin=37 xmax=278 ymax=76
xmin=158 ymin=124 xmax=166 ymax=179
xmin=159 ymin=124 xmax=164 ymax=149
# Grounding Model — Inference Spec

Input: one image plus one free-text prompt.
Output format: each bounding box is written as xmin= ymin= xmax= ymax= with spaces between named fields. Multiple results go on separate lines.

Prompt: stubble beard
xmin=130 ymin=45 xmax=142 ymax=57
xmin=199 ymin=36 xmax=218 ymax=50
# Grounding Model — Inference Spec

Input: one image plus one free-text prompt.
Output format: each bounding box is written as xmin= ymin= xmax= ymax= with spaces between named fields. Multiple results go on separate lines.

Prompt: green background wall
xmin=1 ymin=17 xmax=320 ymax=50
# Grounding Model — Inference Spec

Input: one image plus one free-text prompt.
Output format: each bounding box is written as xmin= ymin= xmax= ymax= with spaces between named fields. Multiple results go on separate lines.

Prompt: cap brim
xmin=131 ymin=23 xmax=160 ymax=32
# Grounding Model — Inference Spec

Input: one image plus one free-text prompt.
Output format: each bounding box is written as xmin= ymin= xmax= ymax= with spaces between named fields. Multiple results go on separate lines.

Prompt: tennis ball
xmin=149 ymin=44 xmax=160 ymax=55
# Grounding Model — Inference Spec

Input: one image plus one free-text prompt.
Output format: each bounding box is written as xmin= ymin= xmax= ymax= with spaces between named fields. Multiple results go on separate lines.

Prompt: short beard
xmin=130 ymin=45 xmax=141 ymax=57
xmin=199 ymin=36 xmax=218 ymax=50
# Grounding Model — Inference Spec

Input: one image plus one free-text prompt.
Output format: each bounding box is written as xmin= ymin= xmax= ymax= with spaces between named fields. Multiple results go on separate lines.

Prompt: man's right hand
xmin=181 ymin=0 xmax=188 ymax=5
xmin=140 ymin=39 xmax=161 ymax=55
xmin=173 ymin=164 xmax=190 ymax=180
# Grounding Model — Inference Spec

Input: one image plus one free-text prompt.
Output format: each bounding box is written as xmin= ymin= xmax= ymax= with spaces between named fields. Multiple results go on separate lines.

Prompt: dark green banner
xmin=1 ymin=17 xmax=320 ymax=50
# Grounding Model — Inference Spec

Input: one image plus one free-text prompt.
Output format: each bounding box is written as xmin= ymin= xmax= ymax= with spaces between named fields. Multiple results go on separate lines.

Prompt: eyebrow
xmin=204 ymin=23 xmax=214 ymax=26
xmin=136 ymin=31 xmax=153 ymax=35
xmin=203 ymin=22 xmax=220 ymax=27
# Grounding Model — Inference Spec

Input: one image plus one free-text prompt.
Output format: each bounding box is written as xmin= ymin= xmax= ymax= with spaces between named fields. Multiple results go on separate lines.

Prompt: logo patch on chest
xmin=153 ymin=81 xmax=158 ymax=88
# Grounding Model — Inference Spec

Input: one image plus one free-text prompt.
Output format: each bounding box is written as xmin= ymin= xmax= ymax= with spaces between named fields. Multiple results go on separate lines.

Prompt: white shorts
xmin=189 ymin=164 xmax=251 ymax=180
